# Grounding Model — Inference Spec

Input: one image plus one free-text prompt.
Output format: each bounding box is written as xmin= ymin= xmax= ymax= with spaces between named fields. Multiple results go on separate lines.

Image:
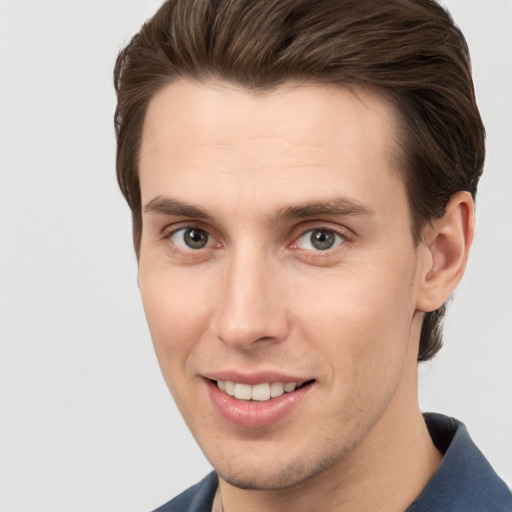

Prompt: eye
xmin=170 ymin=227 xmax=213 ymax=250
xmin=295 ymin=229 xmax=345 ymax=251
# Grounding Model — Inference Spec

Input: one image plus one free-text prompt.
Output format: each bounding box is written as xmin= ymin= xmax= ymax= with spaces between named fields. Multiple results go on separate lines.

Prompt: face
xmin=138 ymin=80 xmax=429 ymax=491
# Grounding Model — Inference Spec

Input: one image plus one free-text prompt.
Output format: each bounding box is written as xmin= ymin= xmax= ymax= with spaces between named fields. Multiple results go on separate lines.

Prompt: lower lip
xmin=206 ymin=380 xmax=313 ymax=429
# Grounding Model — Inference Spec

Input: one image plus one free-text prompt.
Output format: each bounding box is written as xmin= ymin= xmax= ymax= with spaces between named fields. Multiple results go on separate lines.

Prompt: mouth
xmin=206 ymin=376 xmax=316 ymax=428
xmin=213 ymin=379 xmax=315 ymax=402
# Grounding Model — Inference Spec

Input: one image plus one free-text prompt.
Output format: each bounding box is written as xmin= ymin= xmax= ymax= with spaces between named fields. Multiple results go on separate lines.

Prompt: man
xmin=114 ymin=0 xmax=512 ymax=510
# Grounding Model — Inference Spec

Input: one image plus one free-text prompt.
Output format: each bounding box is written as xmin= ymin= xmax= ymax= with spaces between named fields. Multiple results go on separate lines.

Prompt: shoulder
xmin=407 ymin=413 xmax=512 ymax=512
xmin=152 ymin=472 xmax=218 ymax=512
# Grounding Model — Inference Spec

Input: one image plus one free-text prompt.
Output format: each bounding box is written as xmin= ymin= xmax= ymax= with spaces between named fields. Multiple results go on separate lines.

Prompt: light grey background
xmin=0 ymin=1 xmax=510 ymax=511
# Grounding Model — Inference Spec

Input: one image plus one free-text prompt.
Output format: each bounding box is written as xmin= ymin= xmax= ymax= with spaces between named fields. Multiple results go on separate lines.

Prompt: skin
xmin=137 ymin=79 xmax=473 ymax=512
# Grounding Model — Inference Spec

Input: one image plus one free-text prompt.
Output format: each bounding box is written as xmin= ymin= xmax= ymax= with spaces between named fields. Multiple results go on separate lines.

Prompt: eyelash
xmin=293 ymin=227 xmax=346 ymax=252
xmin=163 ymin=223 xmax=220 ymax=255
xmin=162 ymin=223 xmax=350 ymax=258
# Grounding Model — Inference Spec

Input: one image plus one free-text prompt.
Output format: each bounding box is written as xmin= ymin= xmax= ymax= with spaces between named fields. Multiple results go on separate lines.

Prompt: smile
xmin=208 ymin=377 xmax=315 ymax=428
xmin=216 ymin=380 xmax=307 ymax=402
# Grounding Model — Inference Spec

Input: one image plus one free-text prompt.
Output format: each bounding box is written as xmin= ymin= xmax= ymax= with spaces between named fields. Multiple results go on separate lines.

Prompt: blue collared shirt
xmin=407 ymin=413 xmax=511 ymax=511
xmin=153 ymin=413 xmax=512 ymax=511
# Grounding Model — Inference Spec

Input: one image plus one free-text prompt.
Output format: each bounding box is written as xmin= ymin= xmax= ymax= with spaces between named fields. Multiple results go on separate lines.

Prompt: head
xmin=114 ymin=0 xmax=484 ymax=363
xmin=114 ymin=0 xmax=484 ymax=495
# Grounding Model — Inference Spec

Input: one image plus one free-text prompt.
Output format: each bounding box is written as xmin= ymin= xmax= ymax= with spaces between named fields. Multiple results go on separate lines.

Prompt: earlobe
xmin=416 ymin=191 xmax=475 ymax=313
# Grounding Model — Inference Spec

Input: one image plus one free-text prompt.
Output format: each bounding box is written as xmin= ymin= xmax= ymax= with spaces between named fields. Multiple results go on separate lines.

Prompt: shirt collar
xmin=406 ymin=413 xmax=512 ymax=511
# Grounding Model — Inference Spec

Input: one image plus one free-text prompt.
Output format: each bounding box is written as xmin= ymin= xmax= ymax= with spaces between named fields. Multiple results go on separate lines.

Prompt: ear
xmin=416 ymin=191 xmax=475 ymax=313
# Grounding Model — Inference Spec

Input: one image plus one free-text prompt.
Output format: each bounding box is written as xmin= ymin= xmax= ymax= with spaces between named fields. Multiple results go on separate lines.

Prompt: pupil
xmin=184 ymin=229 xmax=208 ymax=249
xmin=311 ymin=230 xmax=335 ymax=250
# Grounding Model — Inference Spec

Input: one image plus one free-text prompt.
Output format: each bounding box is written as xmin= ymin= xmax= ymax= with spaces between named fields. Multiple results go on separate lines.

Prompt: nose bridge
xmin=212 ymin=242 xmax=288 ymax=348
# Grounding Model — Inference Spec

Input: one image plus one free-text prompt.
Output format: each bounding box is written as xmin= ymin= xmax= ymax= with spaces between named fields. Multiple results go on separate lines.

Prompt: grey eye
xmin=172 ymin=228 xmax=211 ymax=249
xmin=296 ymin=229 xmax=344 ymax=251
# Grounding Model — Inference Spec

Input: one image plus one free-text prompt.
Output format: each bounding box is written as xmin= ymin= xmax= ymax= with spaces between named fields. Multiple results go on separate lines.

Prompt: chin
xmin=213 ymin=446 xmax=343 ymax=491
xmin=218 ymin=466 xmax=310 ymax=491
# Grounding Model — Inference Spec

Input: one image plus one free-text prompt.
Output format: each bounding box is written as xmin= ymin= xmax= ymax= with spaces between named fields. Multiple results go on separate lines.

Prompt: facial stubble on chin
xmin=212 ymin=432 xmax=360 ymax=492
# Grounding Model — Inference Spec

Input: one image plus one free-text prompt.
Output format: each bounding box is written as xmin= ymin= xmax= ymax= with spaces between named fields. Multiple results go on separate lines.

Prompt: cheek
xmin=298 ymin=265 xmax=415 ymax=339
xmin=295 ymin=275 xmax=415 ymax=438
xmin=296 ymin=260 xmax=417 ymax=379
xmin=138 ymin=265 xmax=213 ymax=378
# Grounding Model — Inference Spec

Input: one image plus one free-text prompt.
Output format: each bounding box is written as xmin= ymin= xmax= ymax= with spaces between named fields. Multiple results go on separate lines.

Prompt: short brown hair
xmin=114 ymin=0 xmax=485 ymax=361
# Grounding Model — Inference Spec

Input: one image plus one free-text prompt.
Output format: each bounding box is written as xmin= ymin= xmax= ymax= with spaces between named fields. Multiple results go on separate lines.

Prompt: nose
xmin=211 ymin=248 xmax=290 ymax=350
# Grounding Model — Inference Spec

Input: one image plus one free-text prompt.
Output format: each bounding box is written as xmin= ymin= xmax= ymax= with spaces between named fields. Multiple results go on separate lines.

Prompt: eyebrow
xmin=143 ymin=195 xmax=374 ymax=223
xmin=144 ymin=196 xmax=213 ymax=220
xmin=269 ymin=197 xmax=375 ymax=224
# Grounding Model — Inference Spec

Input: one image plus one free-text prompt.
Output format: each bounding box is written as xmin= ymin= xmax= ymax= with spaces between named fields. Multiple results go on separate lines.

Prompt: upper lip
xmin=203 ymin=370 xmax=313 ymax=386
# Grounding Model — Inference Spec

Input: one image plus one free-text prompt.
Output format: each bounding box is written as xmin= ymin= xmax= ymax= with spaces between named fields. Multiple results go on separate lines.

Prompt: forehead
xmin=139 ymin=79 xmax=405 ymax=220
xmin=141 ymin=79 xmax=398 ymax=156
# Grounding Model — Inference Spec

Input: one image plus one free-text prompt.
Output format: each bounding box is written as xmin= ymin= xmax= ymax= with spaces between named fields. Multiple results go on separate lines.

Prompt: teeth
xmin=216 ymin=380 xmax=301 ymax=401
xmin=224 ymin=381 xmax=235 ymax=396
xmin=270 ymin=382 xmax=285 ymax=398
xmin=251 ymin=383 xmax=270 ymax=401
xmin=284 ymin=382 xmax=297 ymax=392
xmin=234 ymin=383 xmax=252 ymax=400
